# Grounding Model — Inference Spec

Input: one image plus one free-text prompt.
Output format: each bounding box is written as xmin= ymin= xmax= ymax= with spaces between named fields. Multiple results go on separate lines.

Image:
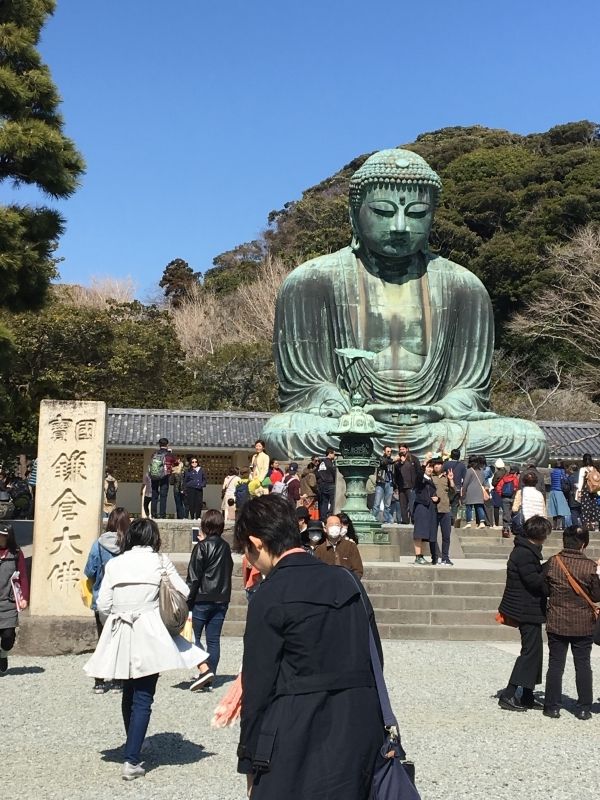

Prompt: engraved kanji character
xmin=48 ymin=414 xmax=73 ymax=441
xmin=51 ymin=488 xmax=87 ymax=521
xmin=75 ymin=419 xmax=96 ymax=441
xmin=50 ymin=526 xmax=82 ymax=556
xmin=51 ymin=450 xmax=87 ymax=482
xmin=47 ymin=559 xmax=81 ymax=591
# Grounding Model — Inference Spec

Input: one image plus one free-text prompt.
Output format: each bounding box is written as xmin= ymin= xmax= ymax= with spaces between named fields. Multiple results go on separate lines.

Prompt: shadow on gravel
xmin=6 ymin=666 xmax=45 ymax=675
xmin=560 ymin=695 xmax=600 ymax=714
xmin=101 ymin=733 xmax=215 ymax=769
xmin=171 ymin=673 xmax=237 ymax=691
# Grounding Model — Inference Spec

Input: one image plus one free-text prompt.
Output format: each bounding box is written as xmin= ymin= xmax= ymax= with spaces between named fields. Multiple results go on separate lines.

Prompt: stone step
xmin=362 ymin=579 xmax=506 ymax=597
xmin=370 ymin=594 xmax=500 ymax=611
xmin=222 ymin=619 xmax=516 ymax=641
xmin=373 ymin=623 xmax=519 ymax=641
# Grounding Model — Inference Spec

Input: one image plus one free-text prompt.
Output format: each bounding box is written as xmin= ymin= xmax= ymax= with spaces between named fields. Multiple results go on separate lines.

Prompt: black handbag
xmin=348 ymin=572 xmax=421 ymax=800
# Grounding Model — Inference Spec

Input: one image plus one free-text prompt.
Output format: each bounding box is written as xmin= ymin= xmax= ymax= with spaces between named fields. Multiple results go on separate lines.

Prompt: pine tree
xmin=0 ymin=0 xmax=85 ymax=310
xmin=159 ymin=258 xmax=200 ymax=307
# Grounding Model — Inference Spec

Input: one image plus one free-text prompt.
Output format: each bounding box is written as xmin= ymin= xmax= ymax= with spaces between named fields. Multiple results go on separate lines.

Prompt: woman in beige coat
xmin=84 ymin=518 xmax=210 ymax=781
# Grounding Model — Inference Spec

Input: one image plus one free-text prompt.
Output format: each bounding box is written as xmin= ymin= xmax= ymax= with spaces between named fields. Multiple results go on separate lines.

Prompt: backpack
xmin=149 ymin=450 xmax=167 ymax=480
xmin=501 ymin=478 xmax=515 ymax=498
xmin=585 ymin=466 xmax=600 ymax=494
xmin=271 ymin=480 xmax=287 ymax=496
xmin=235 ymin=481 xmax=250 ymax=507
xmin=105 ymin=480 xmax=117 ymax=502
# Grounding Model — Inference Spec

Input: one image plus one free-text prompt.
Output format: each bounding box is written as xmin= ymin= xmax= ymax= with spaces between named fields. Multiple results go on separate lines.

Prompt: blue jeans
xmin=122 ymin=673 xmax=158 ymax=765
xmin=192 ymin=602 xmax=229 ymax=674
xmin=371 ymin=482 xmax=393 ymax=523
xmin=466 ymin=503 xmax=486 ymax=523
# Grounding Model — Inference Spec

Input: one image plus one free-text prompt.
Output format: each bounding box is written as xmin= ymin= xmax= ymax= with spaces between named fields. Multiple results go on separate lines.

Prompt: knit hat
xmin=494 ymin=459 xmax=505 ymax=469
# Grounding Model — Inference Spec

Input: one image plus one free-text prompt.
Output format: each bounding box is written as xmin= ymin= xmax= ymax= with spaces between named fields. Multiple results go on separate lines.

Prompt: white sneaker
xmin=190 ymin=671 xmax=214 ymax=691
xmin=478 ymin=522 xmax=486 ymax=529
xmin=464 ymin=523 xmax=472 ymax=528
xmin=122 ymin=762 xmax=146 ymax=781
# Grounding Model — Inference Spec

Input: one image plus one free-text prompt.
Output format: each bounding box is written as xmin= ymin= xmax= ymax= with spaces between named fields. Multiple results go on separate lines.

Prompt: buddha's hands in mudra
xmin=364 ymin=403 xmax=445 ymax=424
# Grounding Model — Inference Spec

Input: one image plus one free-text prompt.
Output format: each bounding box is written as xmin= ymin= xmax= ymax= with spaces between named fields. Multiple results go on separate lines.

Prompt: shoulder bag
xmin=472 ymin=469 xmax=490 ymax=503
xmin=347 ymin=571 xmax=421 ymax=800
xmin=555 ymin=554 xmax=600 ymax=645
xmin=159 ymin=554 xmax=189 ymax=636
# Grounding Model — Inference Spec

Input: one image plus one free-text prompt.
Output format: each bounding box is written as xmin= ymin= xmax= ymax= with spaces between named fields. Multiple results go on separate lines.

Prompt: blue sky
xmin=10 ymin=0 xmax=600 ymax=299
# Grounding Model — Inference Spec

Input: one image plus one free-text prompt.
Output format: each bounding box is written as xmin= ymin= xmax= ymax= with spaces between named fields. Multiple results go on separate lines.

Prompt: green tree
xmin=177 ymin=342 xmax=279 ymax=412
xmin=159 ymin=258 xmax=200 ymax=307
xmin=0 ymin=0 xmax=85 ymax=311
xmin=0 ymin=300 xmax=189 ymax=455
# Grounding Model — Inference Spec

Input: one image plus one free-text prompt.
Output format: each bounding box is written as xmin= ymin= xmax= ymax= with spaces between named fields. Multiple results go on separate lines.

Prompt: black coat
xmin=238 ymin=553 xmax=383 ymax=800
xmin=498 ymin=537 xmax=548 ymax=624
xmin=186 ymin=535 xmax=233 ymax=606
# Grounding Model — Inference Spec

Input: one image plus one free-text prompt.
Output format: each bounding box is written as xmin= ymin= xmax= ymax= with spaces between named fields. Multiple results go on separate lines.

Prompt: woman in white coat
xmin=84 ymin=518 xmax=210 ymax=781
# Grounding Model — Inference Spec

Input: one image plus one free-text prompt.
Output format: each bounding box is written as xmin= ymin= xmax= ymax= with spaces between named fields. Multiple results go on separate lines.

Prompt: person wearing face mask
xmin=314 ymin=515 xmax=363 ymax=578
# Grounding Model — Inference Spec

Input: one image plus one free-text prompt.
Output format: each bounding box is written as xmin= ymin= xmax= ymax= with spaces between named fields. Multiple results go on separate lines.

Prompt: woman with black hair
xmin=84 ymin=518 xmax=210 ymax=781
xmin=234 ymin=494 xmax=383 ymax=800
xmin=339 ymin=511 xmax=359 ymax=543
xmin=84 ymin=506 xmax=131 ymax=694
xmin=0 ymin=522 xmax=29 ymax=673
xmin=498 ymin=515 xmax=551 ymax=712
xmin=577 ymin=454 xmax=600 ymax=530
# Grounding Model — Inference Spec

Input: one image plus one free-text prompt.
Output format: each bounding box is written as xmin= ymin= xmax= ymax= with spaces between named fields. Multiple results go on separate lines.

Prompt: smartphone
xmin=192 ymin=526 xmax=200 ymax=544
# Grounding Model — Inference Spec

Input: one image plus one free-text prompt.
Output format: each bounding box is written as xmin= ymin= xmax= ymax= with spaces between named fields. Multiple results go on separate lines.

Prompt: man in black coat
xmin=498 ymin=515 xmax=551 ymax=711
xmin=235 ymin=494 xmax=384 ymax=800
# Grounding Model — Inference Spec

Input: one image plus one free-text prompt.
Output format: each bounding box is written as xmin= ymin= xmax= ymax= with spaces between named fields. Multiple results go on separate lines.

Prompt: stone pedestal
xmin=29 ymin=400 xmax=107 ymax=617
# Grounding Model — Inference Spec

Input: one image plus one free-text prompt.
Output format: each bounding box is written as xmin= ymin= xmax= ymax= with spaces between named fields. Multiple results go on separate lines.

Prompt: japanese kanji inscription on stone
xmin=30 ymin=400 xmax=107 ymax=616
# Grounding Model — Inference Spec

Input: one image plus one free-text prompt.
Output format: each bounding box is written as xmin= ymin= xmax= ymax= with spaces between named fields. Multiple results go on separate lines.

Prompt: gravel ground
xmin=4 ymin=638 xmax=600 ymax=800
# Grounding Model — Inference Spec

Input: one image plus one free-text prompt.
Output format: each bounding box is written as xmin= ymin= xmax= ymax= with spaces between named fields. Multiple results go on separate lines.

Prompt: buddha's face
xmin=354 ymin=184 xmax=434 ymax=259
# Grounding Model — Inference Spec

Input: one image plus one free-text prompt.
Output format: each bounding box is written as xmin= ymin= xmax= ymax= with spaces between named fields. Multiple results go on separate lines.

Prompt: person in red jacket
xmin=495 ymin=467 xmax=520 ymax=537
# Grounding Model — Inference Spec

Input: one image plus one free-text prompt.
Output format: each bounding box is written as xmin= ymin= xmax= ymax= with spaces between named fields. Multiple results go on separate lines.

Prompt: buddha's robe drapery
xmin=263 ymin=247 xmax=548 ymax=464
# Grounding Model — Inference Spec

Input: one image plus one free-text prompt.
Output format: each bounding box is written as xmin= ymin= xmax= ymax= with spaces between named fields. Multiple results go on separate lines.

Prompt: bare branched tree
xmin=491 ymin=350 xmax=600 ymax=421
xmin=170 ymin=284 xmax=232 ymax=361
xmin=508 ymin=225 xmax=600 ymax=382
xmin=231 ymin=255 xmax=289 ymax=343
xmin=169 ymin=255 xmax=290 ymax=361
xmin=55 ymin=276 xmax=137 ymax=308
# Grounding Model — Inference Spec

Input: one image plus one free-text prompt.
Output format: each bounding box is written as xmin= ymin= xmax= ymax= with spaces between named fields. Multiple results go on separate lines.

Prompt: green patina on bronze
xmin=329 ymin=403 xmax=391 ymax=542
xmin=263 ymin=149 xmax=548 ymax=464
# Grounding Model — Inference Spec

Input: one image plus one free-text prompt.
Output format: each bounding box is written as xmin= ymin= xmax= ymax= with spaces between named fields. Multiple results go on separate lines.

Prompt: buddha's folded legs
xmin=263 ymin=411 xmax=548 ymax=465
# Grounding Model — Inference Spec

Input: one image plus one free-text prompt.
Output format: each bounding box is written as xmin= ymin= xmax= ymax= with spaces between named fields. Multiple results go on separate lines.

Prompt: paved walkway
xmin=5 ymin=638 xmax=600 ymax=799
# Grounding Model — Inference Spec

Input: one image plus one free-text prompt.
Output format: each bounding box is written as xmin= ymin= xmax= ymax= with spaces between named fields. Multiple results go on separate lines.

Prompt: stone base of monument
xmin=14 ymin=611 xmax=98 ymax=657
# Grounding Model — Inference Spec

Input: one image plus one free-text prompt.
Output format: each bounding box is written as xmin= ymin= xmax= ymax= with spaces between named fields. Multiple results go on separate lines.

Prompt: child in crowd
xmin=0 ymin=522 xmax=29 ymax=673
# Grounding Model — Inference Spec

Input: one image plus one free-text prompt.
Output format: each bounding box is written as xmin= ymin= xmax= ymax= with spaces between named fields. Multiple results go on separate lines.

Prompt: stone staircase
xmin=172 ymin=557 xmax=516 ymax=642
xmin=458 ymin=528 xmax=600 ymax=560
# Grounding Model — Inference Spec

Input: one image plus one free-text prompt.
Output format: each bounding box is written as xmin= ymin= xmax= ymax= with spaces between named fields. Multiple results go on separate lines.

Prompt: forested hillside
xmin=203 ymin=121 xmax=600 ymax=332
xmin=2 ymin=121 xmax=600 ymax=458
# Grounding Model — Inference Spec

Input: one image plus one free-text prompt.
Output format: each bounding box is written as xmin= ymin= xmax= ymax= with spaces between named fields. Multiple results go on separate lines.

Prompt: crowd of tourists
xmin=4 ymin=433 xmax=600 ymax=794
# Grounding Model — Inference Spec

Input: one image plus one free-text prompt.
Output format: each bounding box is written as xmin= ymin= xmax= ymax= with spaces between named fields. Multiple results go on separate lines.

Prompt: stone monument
xmin=263 ymin=149 xmax=548 ymax=464
xmin=29 ymin=400 xmax=107 ymax=618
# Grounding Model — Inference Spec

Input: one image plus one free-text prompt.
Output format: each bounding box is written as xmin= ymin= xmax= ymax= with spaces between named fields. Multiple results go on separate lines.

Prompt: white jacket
xmin=84 ymin=546 xmax=208 ymax=680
